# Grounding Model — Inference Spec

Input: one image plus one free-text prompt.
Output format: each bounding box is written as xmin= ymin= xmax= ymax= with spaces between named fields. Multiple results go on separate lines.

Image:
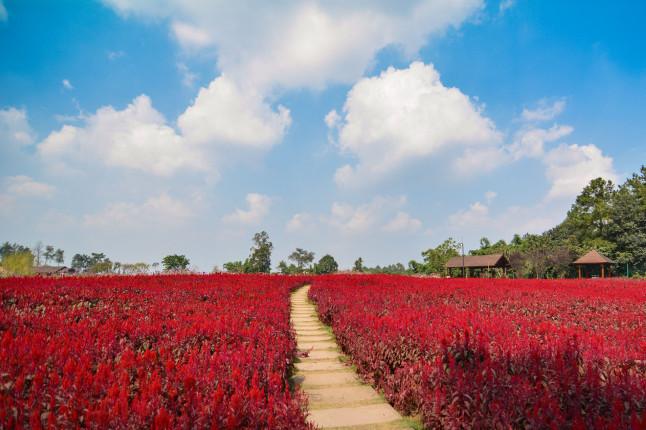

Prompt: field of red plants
xmin=0 ymin=274 xmax=312 ymax=429
xmin=309 ymin=276 xmax=646 ymax=429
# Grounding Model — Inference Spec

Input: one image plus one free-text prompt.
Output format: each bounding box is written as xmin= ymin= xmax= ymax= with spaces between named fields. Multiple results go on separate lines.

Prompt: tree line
xmin=2 ymin=166 xmax=643 ymax=278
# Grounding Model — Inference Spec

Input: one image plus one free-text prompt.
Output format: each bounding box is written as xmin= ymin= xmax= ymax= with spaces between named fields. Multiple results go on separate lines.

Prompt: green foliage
xmin=314 ymin=254 xmax=338 ymax=274
xmin=410 ymin=238 xmax=461 ymax=275
xmin=469 ymin=165 xmax=646 ymax=278
xmin=72 ymin=252 xmax=113 ymax=273
xmin=0 ymin=242 xmax=31 ymax=259
xmin=365 ymin=262 xmax=408 ymax=274
xmin=288 ymin=248 xmax=315 ymax=272
xmin=353 ymin=257 xmax=364 ymax=272
xmin=162 ymin=254 xmax=190 ymax=272
xmin=245 ymin=231 xmax=273 ymax=273
xmin=223 ymin=260 xmax=245 ymax=273
xmin=1 ymin=251 xmax=34 ymax=276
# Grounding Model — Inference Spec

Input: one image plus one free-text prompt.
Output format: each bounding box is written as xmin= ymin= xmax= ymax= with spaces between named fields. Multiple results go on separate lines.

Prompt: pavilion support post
xmin=601 ymin=264 xmax=605 ymax=278
xmin=578 ymin=266 xmax=581 ymax=279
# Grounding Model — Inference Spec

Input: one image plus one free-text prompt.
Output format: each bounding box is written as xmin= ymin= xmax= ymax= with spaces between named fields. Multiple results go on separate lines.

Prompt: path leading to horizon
xmin=290 ymin=285 xmax=414 ymax=429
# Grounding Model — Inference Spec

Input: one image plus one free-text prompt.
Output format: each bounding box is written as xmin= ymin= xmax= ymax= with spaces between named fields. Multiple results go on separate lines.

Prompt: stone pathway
xmin=291 ymin=285 xmax=415 ymax=429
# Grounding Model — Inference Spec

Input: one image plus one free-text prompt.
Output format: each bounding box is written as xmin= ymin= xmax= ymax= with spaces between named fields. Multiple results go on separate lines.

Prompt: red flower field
xmin=0 ymin=274 xmax=312 ymax=429
xmin=309 ymin=276 xmax=646 ymax=429
xmin=1 ymin=274 xmax=645 ymax=429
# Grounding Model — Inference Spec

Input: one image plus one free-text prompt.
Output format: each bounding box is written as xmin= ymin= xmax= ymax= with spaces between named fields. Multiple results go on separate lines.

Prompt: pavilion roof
xmin=573 ymin=250 xmax=615 ymax=265
xmin=445 ymin=253 xmax=510 ymax=269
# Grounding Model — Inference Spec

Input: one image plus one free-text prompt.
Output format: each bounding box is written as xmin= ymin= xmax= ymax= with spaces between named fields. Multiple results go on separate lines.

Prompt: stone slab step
xmin=307 ymin=385 xmax=383 ymax=409
xmin=297 ymin=334 xmax=335 ymax=342
xmin=291 ymin=371 xmax=359 ymax=388
xmin=298 ymin=340 xmax=338 ymax=350
xmin=295 ymin=360 xmax=348 ymax=372
xmin=307 ymin=404 xmax=403 ymax=428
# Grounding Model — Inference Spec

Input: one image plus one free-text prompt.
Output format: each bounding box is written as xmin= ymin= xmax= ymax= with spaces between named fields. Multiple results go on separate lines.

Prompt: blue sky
xmin=1 ymin=0 xmax=645 ymax=270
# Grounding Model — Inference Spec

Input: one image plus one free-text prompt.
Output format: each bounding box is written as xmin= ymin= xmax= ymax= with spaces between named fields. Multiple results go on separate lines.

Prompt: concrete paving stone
xmin=291 ymin=371 xmax=359 ymax=388
xmin=307 ymin=404 xmax=403 ymax=428
xmin=304 ymin=349 xmax=342 ymax=360
xmin=306 ymin=385 xmax=383 ymax=408
xmin=298 ymin=340 xmax=338 ymax=350
xmin=295 ymin=360 xmax=348 ymax=372
xmin=297 ymin=335 xmax=335 ymax=342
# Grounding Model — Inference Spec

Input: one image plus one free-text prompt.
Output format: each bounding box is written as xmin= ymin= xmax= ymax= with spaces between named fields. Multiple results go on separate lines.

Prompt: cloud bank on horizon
xmin=1 ymin=0 xmax=641 ymax=269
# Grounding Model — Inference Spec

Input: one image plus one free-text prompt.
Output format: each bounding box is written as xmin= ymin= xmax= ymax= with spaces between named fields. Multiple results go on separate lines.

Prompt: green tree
xmin=314 ymin=254 xmax=338 ymax=274
xmin=288 ymin=248 xmax=315 ymax=272
xmin=71 ymin=253 xmax=92 ymax=272
xmin=413 ymin=238 xmax=461 ymax=274
xmin=1 ymin=251 xmax=35 ymax=275
xmin=54 ymin=248 xmax=64 ymax=266
xmin=223 ymin=260 xmax=245 ymax=273
xmin=609 ymin=166 xmax=646 ymax=273
xmin=353 ymin=257 xmax=364 ymax=272
xmin=44 ymin=245 xmax=55 ymax=265
xmin=162 ymin=255 xmax=190 ymax=272
xmin=0 ymin=242 xmax=31 ymax=259
xmin=277 ymin=260 xmax=298 ymax=275
xmin=33 ymin=241 xmax=44 ymax=266
xmin=245 ymin=231 xmax=273 ymax=273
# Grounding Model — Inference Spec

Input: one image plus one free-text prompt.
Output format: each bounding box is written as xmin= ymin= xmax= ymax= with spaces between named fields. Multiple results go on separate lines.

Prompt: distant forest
xmin=398 ymin=165 xmax=645 ymax=278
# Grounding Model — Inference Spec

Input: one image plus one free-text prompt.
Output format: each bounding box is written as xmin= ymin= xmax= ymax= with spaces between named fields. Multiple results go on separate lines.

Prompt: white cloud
xmin=522 ymin=98 xmax=566 ymax=122
xmin=107 ymin=50 xmax=125 ymax=60
xmin=102 ymin=1 xmax=483 ymax=91
xmin=223 ymin=193 xmax=271 ymax=225
xmin=178 ymin=76 xmax=290 ymax=148
xmin=330 ymin=62 xmax=501 ymax=186
xmin=0 ymin=107 xmax=36 ymax=146
xmin=324 ymin=195 xmax=408 ymax=234
xmin=62 ymin=79 xmax=74 ymax=90
xmin=484 ymin=191 xmax=497 ymax=202
xmin=499 ymin=0 xmax=515 ymax=13
xmin=84 ymin=193 xmax=193 ymax=228
xmin=382 ymin=211 xmax=422 ymax=233
xmin=177 ymin=62 xmax=198 ymax=87
xmin=449 ymin=201 xmax=489 ymax=227
xmin=39 ymin=95 xmax=205 ymax=176
xmin=4 ymin=175 xmax=56 ymax=198
xmin=543 ymin=143 xmax=617 ymax=200
xmin=454 ymin=124 xmax=574 ymax=175
xmin=0 ymin=0 xmax=7 ymax=21
xmin=171 ymin=21 xmax=212 ymax=49
xmin=509 ymin=124 xmax=574 ymax=160
xmin=286 ymin=213 xmax=313 ymax=232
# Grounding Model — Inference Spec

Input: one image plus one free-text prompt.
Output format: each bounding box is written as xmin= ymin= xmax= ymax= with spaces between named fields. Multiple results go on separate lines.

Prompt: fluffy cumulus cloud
xmin=522 ymin=98 xmax=566 ymax=122
xmin=39 ymin=95 xmax=205 ymax=176
xmin=286 ymin=213 xmax=314 ymax=233
xmin=323 ymin=195 xmax=418 ymax=234
xmin=382 ymin=211 xmax=422 ymax=233
xmin=178 ymin=76 xmax=291 ymax=148
xmin=0 ymin=107 xmax=36 ymax=146
xmin=103 ymin=0 xmax=483 ymax=90
xmin=4 ymin=175 xmax=56 ymax=198
xmin=84 ymin=193 xmax=193 ymax=228
xmin=449 ymin=191 xmax=564 ymax=240
xmin=223 ymin=193 xmax=272 ymax=225
xmin=329 ymin=62 xmax=501 ymax=186
xmin=543 ymin=144 xmax=617 ymax=200
xmin=39 ymin=79 xmax=290 ymax=176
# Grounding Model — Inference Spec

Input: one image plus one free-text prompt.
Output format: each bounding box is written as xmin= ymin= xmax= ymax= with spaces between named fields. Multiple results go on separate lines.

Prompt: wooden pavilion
xmin=572 ymin=250 xmax=615 ymax=278
xmin=445 ymin=253 xmax=511 ymax=278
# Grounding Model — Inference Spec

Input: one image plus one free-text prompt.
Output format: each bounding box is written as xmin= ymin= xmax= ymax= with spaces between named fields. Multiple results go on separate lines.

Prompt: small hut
xmin=34 ymin=266 xmax=75 ymax=277
xmin=445 ymin=253 xmax=511 ymax=278
xmin=572 ymin=250 xmax=615 ymax=278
